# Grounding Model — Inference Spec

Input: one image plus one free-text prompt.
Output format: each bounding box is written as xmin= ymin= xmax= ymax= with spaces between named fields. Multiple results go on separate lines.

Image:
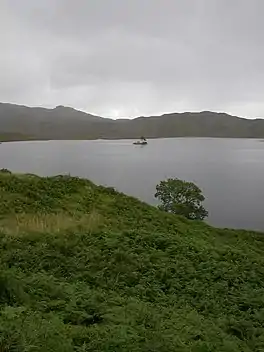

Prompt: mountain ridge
xmin=1 ymin=102 xmax=264 ymax=140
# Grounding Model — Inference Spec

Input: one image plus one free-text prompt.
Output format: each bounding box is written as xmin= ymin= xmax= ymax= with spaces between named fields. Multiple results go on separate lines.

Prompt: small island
xmin=133 ymin=136 xmax=148 ymax=145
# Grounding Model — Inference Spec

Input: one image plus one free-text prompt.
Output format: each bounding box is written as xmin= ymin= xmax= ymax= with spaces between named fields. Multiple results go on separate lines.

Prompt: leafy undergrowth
xmin=0 ymin=172 xmax=264 ymax=351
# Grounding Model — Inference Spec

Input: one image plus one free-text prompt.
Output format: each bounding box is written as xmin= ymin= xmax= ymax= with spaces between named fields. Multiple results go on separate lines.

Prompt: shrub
xmin=155 ymin=178 xmax=208 ymax=220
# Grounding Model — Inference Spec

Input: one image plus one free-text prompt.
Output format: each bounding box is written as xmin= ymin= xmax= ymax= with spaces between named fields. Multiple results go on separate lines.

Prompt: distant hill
xmin=0 ymin=103 xmax=111 ymax=140
xmin=0 ymin=103 xmax=264 ymax=140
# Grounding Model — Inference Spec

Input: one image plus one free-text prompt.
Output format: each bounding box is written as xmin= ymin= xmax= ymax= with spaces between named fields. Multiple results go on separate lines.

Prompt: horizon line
xmin=0 ymin=101 xmax=263 ymax=121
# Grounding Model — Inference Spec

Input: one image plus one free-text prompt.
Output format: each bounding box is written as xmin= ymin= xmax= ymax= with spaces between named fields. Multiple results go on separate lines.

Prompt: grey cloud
xmin=1 ymin=0 xmax=264 ymax=118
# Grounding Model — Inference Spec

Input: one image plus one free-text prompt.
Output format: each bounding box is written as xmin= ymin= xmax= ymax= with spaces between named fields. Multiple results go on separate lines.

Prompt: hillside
xmin=0 ymin=171 xmax=264 ymax=351
xmin=0 ymin=103 xmax=113 ymax=140
xmin=1 ymin=103 xmax=264 ymax=140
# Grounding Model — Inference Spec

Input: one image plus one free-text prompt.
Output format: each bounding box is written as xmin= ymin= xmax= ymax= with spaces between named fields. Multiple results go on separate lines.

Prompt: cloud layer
xmin=1 ymin=0 xmax=263 ymax=118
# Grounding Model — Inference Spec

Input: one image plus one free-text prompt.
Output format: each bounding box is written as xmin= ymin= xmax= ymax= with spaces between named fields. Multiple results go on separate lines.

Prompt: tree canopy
xmin=155 ymin=178 xmax=208 ymax=220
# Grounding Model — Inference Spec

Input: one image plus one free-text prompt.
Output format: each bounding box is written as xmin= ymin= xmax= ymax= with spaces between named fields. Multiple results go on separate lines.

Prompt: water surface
xmin=1 ymin=138 xmax=264 ymax=230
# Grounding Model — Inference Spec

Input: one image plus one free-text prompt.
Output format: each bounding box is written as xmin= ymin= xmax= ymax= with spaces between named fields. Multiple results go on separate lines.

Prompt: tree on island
xmin=155 ymin=178 xmax=208 ymax=220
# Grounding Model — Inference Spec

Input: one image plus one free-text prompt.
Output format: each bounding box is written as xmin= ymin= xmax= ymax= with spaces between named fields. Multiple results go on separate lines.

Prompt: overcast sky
xmin=1 ymin=0 xmax=263 ymax=118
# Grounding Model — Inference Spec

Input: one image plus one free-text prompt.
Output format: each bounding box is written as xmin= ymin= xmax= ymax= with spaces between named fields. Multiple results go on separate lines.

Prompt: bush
xmin=0 ymin=169 xmax=11 ymax=174
xmin=155 ymin=178 xmax=208 ymax=220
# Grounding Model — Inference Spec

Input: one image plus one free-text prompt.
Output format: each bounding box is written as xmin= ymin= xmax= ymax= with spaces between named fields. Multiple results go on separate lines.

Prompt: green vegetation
xmin=155 ymin=178 xmax=208 ymax=220
xmin=0 ymin=171 xmax=264 ymax=351
xmin=0 ymin=133 xmax=37 ymax=142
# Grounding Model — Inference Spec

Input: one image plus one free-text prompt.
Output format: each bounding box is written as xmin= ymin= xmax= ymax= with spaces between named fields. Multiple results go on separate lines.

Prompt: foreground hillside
xmin=1 ymin=102 xmax=264 ymax=140
xmin=0 ymin=172 xmax=264 ymax=351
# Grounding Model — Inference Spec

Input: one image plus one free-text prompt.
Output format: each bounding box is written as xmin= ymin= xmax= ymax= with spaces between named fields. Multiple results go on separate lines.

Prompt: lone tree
xmin=155 ymin=178 xmax=208 ymax=220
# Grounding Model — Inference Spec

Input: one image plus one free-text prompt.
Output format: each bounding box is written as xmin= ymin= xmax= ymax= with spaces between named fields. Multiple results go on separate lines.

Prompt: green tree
xmin=155 ymin=178 xmax=208 ymax=220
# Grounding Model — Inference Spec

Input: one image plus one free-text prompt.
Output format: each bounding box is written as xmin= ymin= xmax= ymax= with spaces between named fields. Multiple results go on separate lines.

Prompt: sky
xmin=1 ymin=0 xmax=264 ymax=119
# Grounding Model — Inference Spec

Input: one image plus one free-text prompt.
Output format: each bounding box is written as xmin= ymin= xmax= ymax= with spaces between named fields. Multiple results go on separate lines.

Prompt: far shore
xmin=1 ymin=136 xmax=264 ymax=143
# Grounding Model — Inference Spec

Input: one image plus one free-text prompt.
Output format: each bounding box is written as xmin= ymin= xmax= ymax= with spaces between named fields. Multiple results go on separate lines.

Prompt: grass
xmin=0 ymin=133 xmax=38 ymax=142
xmin=0 ymin=171 xmax=264 ymax=351
xmin=0 ymin=211 xmax=102 ymax=236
